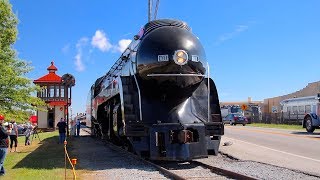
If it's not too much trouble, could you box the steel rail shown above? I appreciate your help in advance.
[192,161,257,180]
[102,139,186,179]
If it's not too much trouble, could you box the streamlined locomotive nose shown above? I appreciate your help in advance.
[136,26,207,92]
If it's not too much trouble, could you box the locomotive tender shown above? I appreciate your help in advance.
[86,19,224,161]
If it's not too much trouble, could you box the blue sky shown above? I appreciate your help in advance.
[10,0,320,115]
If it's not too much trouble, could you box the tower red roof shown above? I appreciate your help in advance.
[47,61,58,72]
[34,61,61,83]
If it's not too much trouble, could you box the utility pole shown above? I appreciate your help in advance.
[154,0,160,20]
[148,0,152,22]
[70,107,73,121]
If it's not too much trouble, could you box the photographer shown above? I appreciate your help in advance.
[24,123,33,146]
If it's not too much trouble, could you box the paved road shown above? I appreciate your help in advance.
[219,125,320,176]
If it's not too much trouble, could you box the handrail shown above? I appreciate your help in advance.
[97,39,139,86]
[130,63,142,121]
[207,62,210,122]
[147,73,205,77]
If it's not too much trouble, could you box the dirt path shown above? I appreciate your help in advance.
[69,129,166,180]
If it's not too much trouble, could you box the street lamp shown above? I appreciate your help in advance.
[61,73,75,136]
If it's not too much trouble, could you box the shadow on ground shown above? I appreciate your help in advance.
[69,135,155,172]
[13,135,67,169]
[13,130,158,173]
[290,131,320,139]
[154,161,199,170]
[291,131,320,135]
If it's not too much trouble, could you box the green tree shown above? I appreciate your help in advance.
[0,0,46,123]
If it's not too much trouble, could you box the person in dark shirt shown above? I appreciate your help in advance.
[76,119,81,137]
[0,114,9,176]
[56,118,67,144]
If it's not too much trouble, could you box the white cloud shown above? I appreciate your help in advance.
[122,32,132,37]
[76,37,89,48]
[74,37,88,72]
[236,25,248,32]
[115,39,132,53]
[74,53,85,72]
[62,44,70,54]
[214,24,250,46]
[72,30,133,72]
[91,30,112,52]
[90,30,133,53]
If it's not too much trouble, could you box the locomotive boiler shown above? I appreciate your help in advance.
[86,19,224,161]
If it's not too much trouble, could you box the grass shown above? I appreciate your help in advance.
[247,123,304,130]
[2,131,82,180]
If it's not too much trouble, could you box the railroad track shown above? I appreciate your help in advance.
[155,160,256,180]
[80,127,256,179]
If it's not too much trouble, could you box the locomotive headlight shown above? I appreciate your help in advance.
[173,50,188,65]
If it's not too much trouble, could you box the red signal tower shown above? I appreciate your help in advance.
[33,61,75,130]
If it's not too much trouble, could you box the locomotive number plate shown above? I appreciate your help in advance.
[158,55,169,62]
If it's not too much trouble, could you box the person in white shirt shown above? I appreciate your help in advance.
[9,120,18,152]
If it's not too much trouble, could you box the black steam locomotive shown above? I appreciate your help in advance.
[86,19,224,161]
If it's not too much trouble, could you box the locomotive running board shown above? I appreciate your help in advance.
[125,123,149,136]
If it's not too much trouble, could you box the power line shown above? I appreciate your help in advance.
[154,0,160,20]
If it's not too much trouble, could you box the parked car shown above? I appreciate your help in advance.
[17,124,27,135]
[2,122,27,135]
[223,113,248,126]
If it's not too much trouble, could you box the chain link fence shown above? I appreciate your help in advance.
[252,113,303,125]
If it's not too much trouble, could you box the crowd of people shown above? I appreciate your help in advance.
[56,117,82,144]
[0,114,82,176]
[0,114,37,176]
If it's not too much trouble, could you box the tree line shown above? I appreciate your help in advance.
[0,0,46,123]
